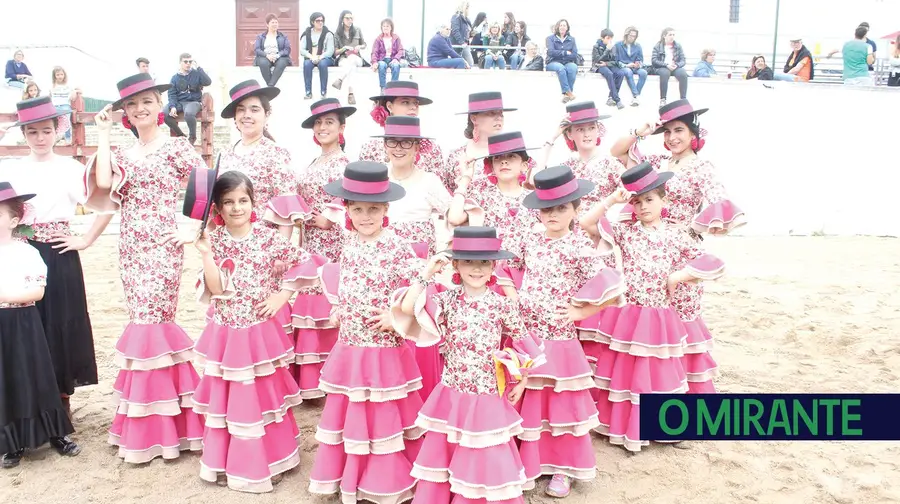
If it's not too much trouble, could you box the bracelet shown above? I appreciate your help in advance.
[413,270,430,285]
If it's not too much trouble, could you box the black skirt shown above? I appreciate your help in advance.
[0,307,75,454]
[28,240,99,395]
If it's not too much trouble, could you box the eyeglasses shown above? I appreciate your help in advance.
[315,18,324,23]
[182,60,193,64]
[385,139,416,148]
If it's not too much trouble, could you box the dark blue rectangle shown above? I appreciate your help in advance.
[640,394,899,441]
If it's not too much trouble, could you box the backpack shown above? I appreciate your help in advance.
[406,47,421,68]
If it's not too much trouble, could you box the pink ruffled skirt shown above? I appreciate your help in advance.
[108,322,205,464]
[192,317,301,492]
[581,304,689,452]
[517,338,598,483]
[291,291,338,399]
[309,342,425,503]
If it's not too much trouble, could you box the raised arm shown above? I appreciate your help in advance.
[92,105,115,190]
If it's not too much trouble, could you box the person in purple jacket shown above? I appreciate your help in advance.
[613,26,647,107]
[428,25,470,69]
[371,18,405,94]
[254,13,293,87]
[545,19,579,104]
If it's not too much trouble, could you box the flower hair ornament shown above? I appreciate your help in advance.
[370,104,389,127]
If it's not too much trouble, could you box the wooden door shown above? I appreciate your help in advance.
[235,0,301,66]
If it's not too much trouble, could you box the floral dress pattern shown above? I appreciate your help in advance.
[563,154,624,269]
[218,137,296,219]
[468,178,539,244]
[359,137,445,182]
[297,153,349,263]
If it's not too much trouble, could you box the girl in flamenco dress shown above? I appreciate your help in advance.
[579,161,726,453]
[359,81,444,180]
[393,225,548,504]
[274,98,353,400]
[86,74,205,463]
[307,161,425,504]
[608,99,745,393]
[498,165,626,498]
[0,183,80,468]
[191,171,313,492]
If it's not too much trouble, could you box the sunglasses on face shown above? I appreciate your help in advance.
[182,60,193,64]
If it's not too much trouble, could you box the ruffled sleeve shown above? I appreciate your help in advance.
[494,302,548,395]
[195,258,237,304]
[594,216,619,254]
[678,231,725,281]
[494,229,529,288]
[570,267,626,309]
[690,160,746,235]
[82,151,128,214]
[264,194,314,226]
[282,254,329,291]
[391,284,448,347]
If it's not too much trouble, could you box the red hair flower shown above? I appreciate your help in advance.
[370,105,389,127]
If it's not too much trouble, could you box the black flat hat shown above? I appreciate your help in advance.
[522,165,596,210]
[652,99,709,135]
[370,116,432,140]
[478,131,540,160]
[324,161,406,203]
[621,161,674,196]
[369,81,433,105]
[456,91,517,115]
[565,101,611,125]
[441,226,516,261]
[221,80,281,119]
[0,181,36,203]
[112,73,172,110]
[14,96,71,126]
[301,97,357,129]
[182,153,221,233]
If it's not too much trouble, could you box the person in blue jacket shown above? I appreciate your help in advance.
[5,49,31,89]
[428,25,470,69]
[254,13,293,87]
[450,1,474,67]
[613,26,647,106]
[546,19,579,103]
[166,52,212,144]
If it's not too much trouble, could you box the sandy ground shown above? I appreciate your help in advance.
[2,234,900,504]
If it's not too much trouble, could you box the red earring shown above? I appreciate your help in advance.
[486,274,497,286]
[631,212,637,221]
[313,135,321,146]
[517,173,527,185]
[344,214,354,231]
[661,208,670,219]
[214,214,225,226]
[382,216,390,228]
[487,175,499,185]
[564,137,576,151]
[690,138,698,151]
[692,138,705,152]
[121,115,132,129]
[339,133,346,146]
[250,211,258,223]
[157,112,165,126]
[451,272,462,285]
[415,152,421,164]
[596,137,602,146]
[663,142,671,151]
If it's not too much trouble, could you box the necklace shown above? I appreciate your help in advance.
[673,153,696,165]
[241,135,263,148]
[137,134,163,147]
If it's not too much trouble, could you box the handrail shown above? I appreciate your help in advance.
[0,93,216,167]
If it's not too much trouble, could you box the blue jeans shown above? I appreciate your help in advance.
[484,54,506,69]
[378,58,401,88]
[773,72,796,82]
[429,58,467,69]
[510,53,524,69]
[618,67,648,97]
[595,66,623,103]
[303,57,334,95]
[546,61,578,93]
[6,78,24,89]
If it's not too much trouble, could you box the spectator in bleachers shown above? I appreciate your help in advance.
[371,18,405,94]
[592,28,625,109]
[254,13,293,87]
[522,41,544,71]
[774,37,813,82]
[22,79,40,100]
[428,24,469,69]
[130,58,179,139]
[888,34,900,87]
[333,10,367,105]
[692,48,718,77]
[484,22,507,69]
[828,25,875,86]
[166,52,212,143]
[546,19,579,103]
[745,55,774,80]
[300,12,336,100]
[5,49,31,89]
[135,57,157,82]
[471,12,489,66]
[502,12,516,40]
[50,66,78,143]
[859,22,877,71]
[507,21,530,69]
[450,1,475,67]
[651,27,688,106]
[614,26,647,106]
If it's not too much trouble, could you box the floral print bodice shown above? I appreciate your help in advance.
[468,178,539,244]
[337,230,420,347]
[430,289,528,395]
[505,230,609,340]
[609,220,702,308]
[358,137,445,182]
[209,225,310,329]
[218,137,296,217]
[297,152,349,262]
[642,155,729,227]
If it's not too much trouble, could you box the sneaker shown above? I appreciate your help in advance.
[304,92,313,100]
[631,97,640,107]
[2,450,24,469]
[659,98,667,107]
[546,474,572,498]
[605,97,616,107]
[347,92,356,105]
[332,78,343,90]
[321,92,327,99]
[50,436,81,457]
[616,101,625,110]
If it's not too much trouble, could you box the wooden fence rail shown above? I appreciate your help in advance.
[0,93,215,167]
